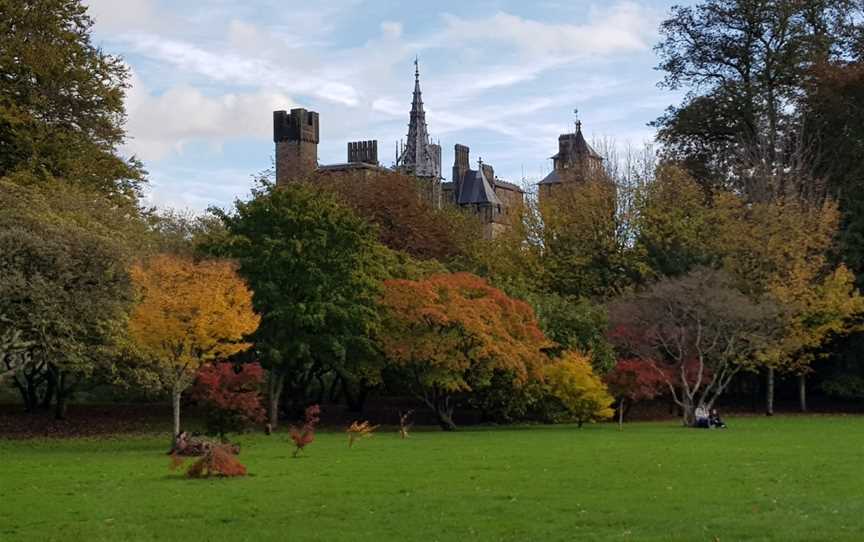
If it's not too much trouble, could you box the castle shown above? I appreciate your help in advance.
[273,60,600,237]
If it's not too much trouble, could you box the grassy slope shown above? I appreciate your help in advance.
[1,416,862,541]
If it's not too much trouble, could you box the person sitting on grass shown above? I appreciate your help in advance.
[694,405,710,428]
[709,408,727,429]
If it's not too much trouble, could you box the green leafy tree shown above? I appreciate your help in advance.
[0,179,137,418]
[530,292,615,373]
[208,181,384,428]
[0,0,144,202]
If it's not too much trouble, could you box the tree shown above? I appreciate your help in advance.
[0,0,144,203]
[609,268,779,426]
[129,254,259,444]
[190,362,266,441]
[541,180,639,299]
[378,272,552,430]
[208,181,383,428]
[542,351,615,427]
[604,359,668,428]
[317,170,480,262]
[530,292,616,373]
[0,179,138,417]
[634,165,714,279]
[653,0,861,194]
[710,194,864,413]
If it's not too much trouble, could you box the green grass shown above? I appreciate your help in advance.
[2,416,863,541]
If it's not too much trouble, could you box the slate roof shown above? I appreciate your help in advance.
[317,162,391,173]
[457,167,501,206]
[550,127,602,161]
[538,169,562,185]
[493,179,524,193]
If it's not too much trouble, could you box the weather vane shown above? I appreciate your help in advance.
[574,108,581,133]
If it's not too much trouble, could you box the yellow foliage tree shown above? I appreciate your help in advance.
[710,195,864,411]
[543,351,614,427]
[129,254,260,443]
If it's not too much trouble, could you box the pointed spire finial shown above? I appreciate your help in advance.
[574,108,582,133]
[414,55,420,82]
[478,156,483,168]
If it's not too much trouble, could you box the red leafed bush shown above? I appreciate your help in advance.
[289,405,320,458]
[604,358,669,404]
[191,362,266,440]
[170,443,247,478]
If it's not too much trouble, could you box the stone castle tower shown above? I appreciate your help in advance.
[273,108,320,184]
[537,118,604,202]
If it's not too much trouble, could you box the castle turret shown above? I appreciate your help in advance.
[538,116,604,202]
[274,108,319,184]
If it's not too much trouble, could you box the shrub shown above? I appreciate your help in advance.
[543,351,615,427]
[346,420,378,448]
[170,443,246,478]
[191,362,266,441]
[289,405,320,457]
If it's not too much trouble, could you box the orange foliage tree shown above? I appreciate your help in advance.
[129,254,260,444]
[378,272,552,430]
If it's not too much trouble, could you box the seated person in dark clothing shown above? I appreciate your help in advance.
[709,408,726,428]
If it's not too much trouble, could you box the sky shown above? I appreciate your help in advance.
[83,0,688,211]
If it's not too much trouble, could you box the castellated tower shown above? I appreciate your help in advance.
[273,108,319,185]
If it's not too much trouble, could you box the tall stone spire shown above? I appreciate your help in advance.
[397,57,441,182]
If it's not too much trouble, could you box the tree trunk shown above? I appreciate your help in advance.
[798,374,807,413]
[618,398,625,430]
[41,369,57,410]
[172,389,182,446]
[433,395,456,431]
[52,370,70,420]
[267,371,285,430]
[765,367,775,416]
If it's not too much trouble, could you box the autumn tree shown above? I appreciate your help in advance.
[378,272,552,430]
[191,362,266,441]
[317,170,480,262]
[710,195,864,412]
[542,351,614,427]
[604,359,668,428]
[609,268,779,426]
[129,255,259,444]
[0,0,144,203]
[208,181,383,428]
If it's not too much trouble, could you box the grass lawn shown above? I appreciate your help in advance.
[1,415,863,541]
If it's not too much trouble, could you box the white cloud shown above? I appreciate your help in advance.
[84,0,159,32]
[123,71,293,161]
[440,3,657,58]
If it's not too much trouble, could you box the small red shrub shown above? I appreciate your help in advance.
[289,405,320,457]
[191,362,266,440]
